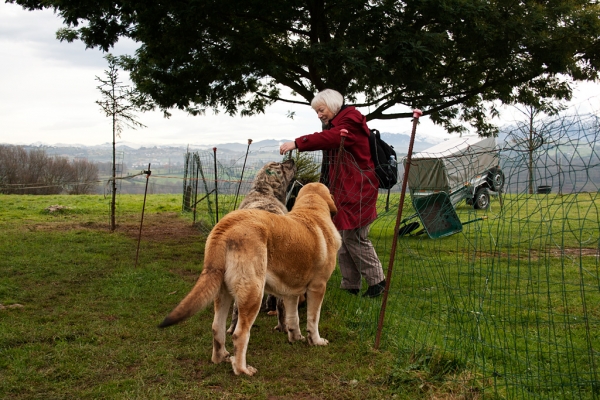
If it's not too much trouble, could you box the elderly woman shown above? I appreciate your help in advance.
[279,89,386,298]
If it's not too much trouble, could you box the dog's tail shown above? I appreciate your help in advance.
[159,242,226,328]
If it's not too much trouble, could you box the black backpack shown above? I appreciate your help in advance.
[368,129,398,189]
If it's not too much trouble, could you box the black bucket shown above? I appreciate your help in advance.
[537,185,552,194]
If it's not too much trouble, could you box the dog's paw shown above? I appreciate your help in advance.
[287,331,306,343]
[308,337,329,346]
[273,323,288,333]
[231,357,258,376]
[245,365,258,376]
[212,350,230,364]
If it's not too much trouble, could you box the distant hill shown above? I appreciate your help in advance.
[379,132,444,155]
[189,134,444,154]
[5,124,598,195]
[10,133,444,168]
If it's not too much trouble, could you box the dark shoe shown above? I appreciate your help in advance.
[342,288,360,295]
[363,280,386,298]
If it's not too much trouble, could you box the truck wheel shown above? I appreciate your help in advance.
[487,168,505,192]
[473,187,490,209]
[398,221,420,236]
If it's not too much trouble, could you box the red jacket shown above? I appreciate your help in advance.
[295,106,379,230]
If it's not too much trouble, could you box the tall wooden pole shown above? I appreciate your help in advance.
[374,109,422,349]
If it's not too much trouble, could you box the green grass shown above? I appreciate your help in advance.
[0,194,399,399]
[366,191,600,399]
[1,191,599,399]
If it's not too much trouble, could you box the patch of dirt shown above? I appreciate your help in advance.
[117,212,204,242]
[548,248,599,257]
[0,304,24,310]
[24,212,204,242]
[44,205,73,213]
[170,268,201,282]
[474,247,599,260]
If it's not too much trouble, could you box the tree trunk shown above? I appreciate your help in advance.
[528,120,534,195]
[111,114,117,232]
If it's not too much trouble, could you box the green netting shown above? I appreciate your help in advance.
[337,111,600,399]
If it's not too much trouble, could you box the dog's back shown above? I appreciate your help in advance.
[215,207,338,292]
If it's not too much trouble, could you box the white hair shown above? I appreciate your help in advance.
[311,89,344,115]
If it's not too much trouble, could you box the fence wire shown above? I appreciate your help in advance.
[180,143,317,230]
[369,111,598,399]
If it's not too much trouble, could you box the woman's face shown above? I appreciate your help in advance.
[314,103,335,125]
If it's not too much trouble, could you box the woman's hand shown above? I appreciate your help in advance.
[279,141,296,155]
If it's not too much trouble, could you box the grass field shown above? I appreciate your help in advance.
[1,191,599,399]
[366,191,600,399]
[0,194,399,399]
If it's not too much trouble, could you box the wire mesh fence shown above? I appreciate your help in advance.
[184,109,599,398]
[346,111,598,399]
[181,143,290,232]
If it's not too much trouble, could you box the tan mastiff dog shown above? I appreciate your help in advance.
[228,159,297,333]
[159,183,342,376]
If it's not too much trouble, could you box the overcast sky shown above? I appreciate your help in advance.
[1,2,599,147]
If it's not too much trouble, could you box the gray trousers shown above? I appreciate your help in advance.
[338,225,385,289]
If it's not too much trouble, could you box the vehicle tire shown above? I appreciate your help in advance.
[473,187,490,210]
[398,221,420,236]
[487,168,505,192]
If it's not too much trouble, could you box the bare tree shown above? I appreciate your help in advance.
[512,102,566,194]
[0,145,19,191]
[0,146,55,194]
[96,54,147,231]
[43,157,72,194]
[25,149,47,192]
[0,145,98,194]
[67,159,99,194]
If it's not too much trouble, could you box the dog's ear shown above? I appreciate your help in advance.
[281,158,297,181]
[328,194,338,217]
[319,187,337,218]
[282,159,297,180]
[327,195,337,218]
